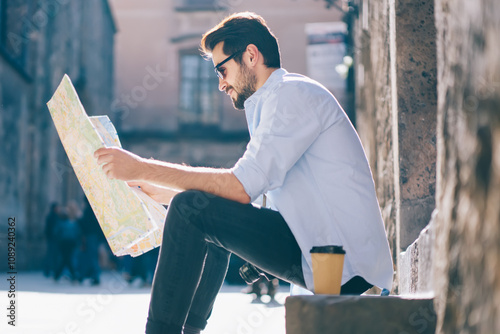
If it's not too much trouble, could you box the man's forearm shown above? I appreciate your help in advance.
[140,159,250,204]
[94,147,250,204]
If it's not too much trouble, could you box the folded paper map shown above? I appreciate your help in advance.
[47,74,166,257]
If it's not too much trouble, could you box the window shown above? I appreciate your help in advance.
[179,53,222,126]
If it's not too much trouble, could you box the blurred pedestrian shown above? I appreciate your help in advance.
[243,275,279,303]
[120,247,159,287]
[43,202,61,278]
[78,197,104,285]
[54,203,81,282]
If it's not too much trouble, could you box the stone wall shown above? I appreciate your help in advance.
[392,0,437,252]
[354,0,398,282]
[433,0,500,332]
[354,0,500,330]
[354,0,437,293]
[0,0,115,270]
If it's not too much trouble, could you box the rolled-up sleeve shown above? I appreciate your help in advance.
[232,85,323,202]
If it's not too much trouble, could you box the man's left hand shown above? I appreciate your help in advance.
[94,147,145,181]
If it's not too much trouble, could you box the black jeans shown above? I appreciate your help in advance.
[146,190,305,333]
[145,190,372,334]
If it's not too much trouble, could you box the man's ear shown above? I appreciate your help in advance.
[245,44,260,67]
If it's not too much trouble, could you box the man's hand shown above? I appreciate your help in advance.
[94,147,145,181]
[127,181,179,205]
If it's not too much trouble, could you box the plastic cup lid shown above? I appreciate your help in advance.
[310,245,346,254]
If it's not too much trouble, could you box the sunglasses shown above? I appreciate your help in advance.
[214,49,246,79]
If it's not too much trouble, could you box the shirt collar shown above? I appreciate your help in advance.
[244,68,288,109]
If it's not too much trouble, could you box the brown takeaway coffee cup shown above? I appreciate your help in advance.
[310,245,346,295]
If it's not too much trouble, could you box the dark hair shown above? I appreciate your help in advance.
[201,12,281,68]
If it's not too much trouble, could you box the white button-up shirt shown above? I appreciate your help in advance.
[232,68,393,291]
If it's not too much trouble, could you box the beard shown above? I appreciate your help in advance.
[228,63,257,110]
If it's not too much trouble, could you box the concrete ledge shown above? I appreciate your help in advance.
[285,295,436,334]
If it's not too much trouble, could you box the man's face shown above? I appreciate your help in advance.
[212,43,257,110]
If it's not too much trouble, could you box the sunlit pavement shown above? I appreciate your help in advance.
[0,271,288,334]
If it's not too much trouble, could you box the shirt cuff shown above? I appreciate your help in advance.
[231,158,268,203]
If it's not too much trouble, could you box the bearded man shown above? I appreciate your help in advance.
[95,12,393,334]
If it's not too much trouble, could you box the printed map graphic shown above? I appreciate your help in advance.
[47,74,166,257]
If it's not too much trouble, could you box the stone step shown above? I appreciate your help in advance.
[285,295,436,334]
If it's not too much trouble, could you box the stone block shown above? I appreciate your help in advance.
[285,295,436,334]
[399,216,435,294]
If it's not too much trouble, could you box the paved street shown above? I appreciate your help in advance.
[0,271,289,334]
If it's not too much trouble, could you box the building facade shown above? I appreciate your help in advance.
[0,0,116,269]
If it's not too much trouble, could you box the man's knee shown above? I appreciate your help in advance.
[170,190,212,209]
[169,190,214,224]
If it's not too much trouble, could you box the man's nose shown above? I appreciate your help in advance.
[218,77,227,92]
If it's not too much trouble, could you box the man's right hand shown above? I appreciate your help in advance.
[127,181,180,205]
